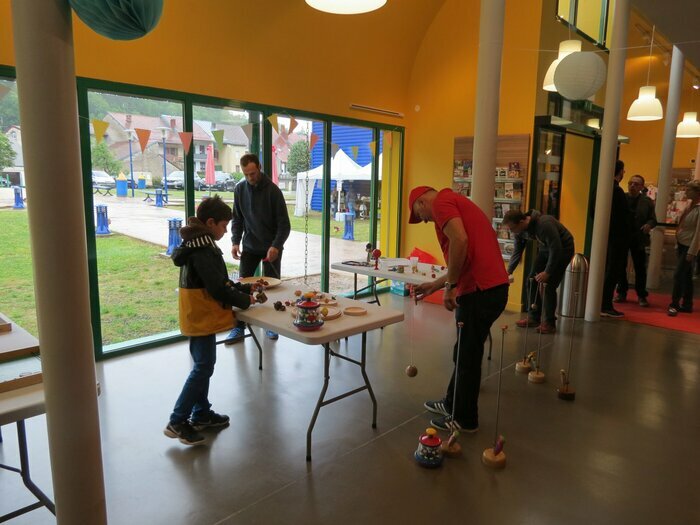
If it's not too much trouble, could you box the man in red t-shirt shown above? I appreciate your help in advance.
[410,186,509,433]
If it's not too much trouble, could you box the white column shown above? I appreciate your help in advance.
[648,45,684,289]
[470,0,506,217]
[11,1,108,523]
[584,0,631,321]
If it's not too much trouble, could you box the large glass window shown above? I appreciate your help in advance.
[0,76,37,336]
[86,90,186,350]
[557,0,614,47]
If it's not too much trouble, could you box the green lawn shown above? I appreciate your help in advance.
[0,209,237,345]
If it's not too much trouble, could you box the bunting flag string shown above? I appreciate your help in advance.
[368,140,376,158]
[91,119,109,144]
[0,84,11,101]
[309,132,319,151]
[241,123,254,143]
[212,129,225,150]
[267,114,279,134]
[331,143,340,159]
[134,128,152,153]
[178,132,193,155]
[351,145,359,160]
[288,117,298,134]
[383,131,393,147]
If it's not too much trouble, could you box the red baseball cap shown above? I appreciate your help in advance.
[408,186,435,224]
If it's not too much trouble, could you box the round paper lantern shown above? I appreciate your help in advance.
[553,52,607,101]
[70,0,163,41]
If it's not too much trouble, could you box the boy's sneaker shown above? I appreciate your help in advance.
[424,398,451,416]
[266,330,279,340]
[430,415,478,434]
[164,421,205,446]
[600,308,624,318]
[667,307,679,317]
[189,411,230,431]
[224,326,245,345]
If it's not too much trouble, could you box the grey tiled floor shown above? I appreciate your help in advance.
[2,294,699,524]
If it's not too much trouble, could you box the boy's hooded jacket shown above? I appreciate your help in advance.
[172,217,252,336]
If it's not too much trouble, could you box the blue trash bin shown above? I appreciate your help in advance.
[155,188,164,208]
[166,218,182,256]
[13,186,24,209]
[116,177,128,197]
[137,177,146,189]
[95,204,110,235]
[343,212,355,241]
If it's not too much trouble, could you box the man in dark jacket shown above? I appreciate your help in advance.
[601,160,632,317]
[615,174,656,307]
[504,209,575,334]
[226,153,291,342]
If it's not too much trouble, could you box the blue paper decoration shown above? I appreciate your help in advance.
[69,0,163,41]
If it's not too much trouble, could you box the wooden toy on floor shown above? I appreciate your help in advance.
[414,427,443,468]
[528,282,547,384]
[482,326,508,469]
[558,290,581,401]
[516,278,535,374]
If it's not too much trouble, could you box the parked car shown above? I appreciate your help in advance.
[91,170,116,189]
[223,175,243,192]
[164,171,205,190]
[203,171,231,191]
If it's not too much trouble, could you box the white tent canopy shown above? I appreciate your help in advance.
[294,149,382,216]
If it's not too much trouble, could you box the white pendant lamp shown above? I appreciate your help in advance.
[543,40,582,92]
[586,118,601,129]
[676,112,700,138]
[305,0,387,15]
[628,86,664,121]
[627,25,663,121]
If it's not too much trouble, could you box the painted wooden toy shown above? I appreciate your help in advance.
[482,435,506,469]
[293,300,324,331]
[414,427,443,468]
[440,430,462,457]
[372,249,382,270]
[405,364,418,377]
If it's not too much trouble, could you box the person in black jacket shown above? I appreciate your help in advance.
[601,160,632,317]
[615,174,656,307]
[165,195,257,446]
[504,209,575,334]
[226,153,291,342]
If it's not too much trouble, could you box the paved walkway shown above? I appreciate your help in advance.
[92,195,365,279]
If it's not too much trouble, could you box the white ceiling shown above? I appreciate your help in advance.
[632,0,700,70]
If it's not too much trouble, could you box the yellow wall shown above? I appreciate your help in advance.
[0,0,444,126]
[403,0,544,261]
[560,132,594,251]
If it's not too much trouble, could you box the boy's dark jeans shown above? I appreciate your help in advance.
[170,334,216,425]
[445,284,508,428]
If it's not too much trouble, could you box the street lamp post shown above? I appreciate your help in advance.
[127,129,135,197]
[156,126,169,200]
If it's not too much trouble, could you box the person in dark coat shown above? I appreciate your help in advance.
[601,160,632,317]
[615,174,656,307]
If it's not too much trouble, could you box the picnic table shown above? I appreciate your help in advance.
[92,184,113,196]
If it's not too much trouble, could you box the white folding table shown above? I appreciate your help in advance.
[227,285,404,461]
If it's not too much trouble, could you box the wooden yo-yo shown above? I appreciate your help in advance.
[482,435,506,469]
[440,431,462,457]
[557,369,576,401]
[405,364,418,377]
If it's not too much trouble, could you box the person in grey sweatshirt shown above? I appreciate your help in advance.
[504,209,575,334]
[668,180,700,316]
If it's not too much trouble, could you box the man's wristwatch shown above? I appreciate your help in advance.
[444,282,458,291]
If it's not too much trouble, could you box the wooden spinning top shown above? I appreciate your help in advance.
[515,351,535,374]
[482,436,506,469]
[528,369,545,383]
[440,431,462,457]
[557,369,576,401]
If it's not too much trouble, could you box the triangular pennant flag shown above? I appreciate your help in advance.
[289,117,298,134]
[331,143,340,158]
[309,133,319,151]
[280,127,289,142]
[351,146,359,160]
[178,132,193,155]
[0,84,10,101]
[274,135,287,150]
[241,123,254,143]
[383,131,393,147]
[92,120,109,144]
[267,114,279,134]
[134,128,151,153]
[368,141,376,157]
[212,129,225,150]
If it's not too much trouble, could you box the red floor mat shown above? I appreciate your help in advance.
[613,291,700,335]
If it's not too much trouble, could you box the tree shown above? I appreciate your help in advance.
[287,140,310,176]
[91,141,123,176]
[0,133,15,171]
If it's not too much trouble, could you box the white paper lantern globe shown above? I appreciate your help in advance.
[553,52,607,101]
